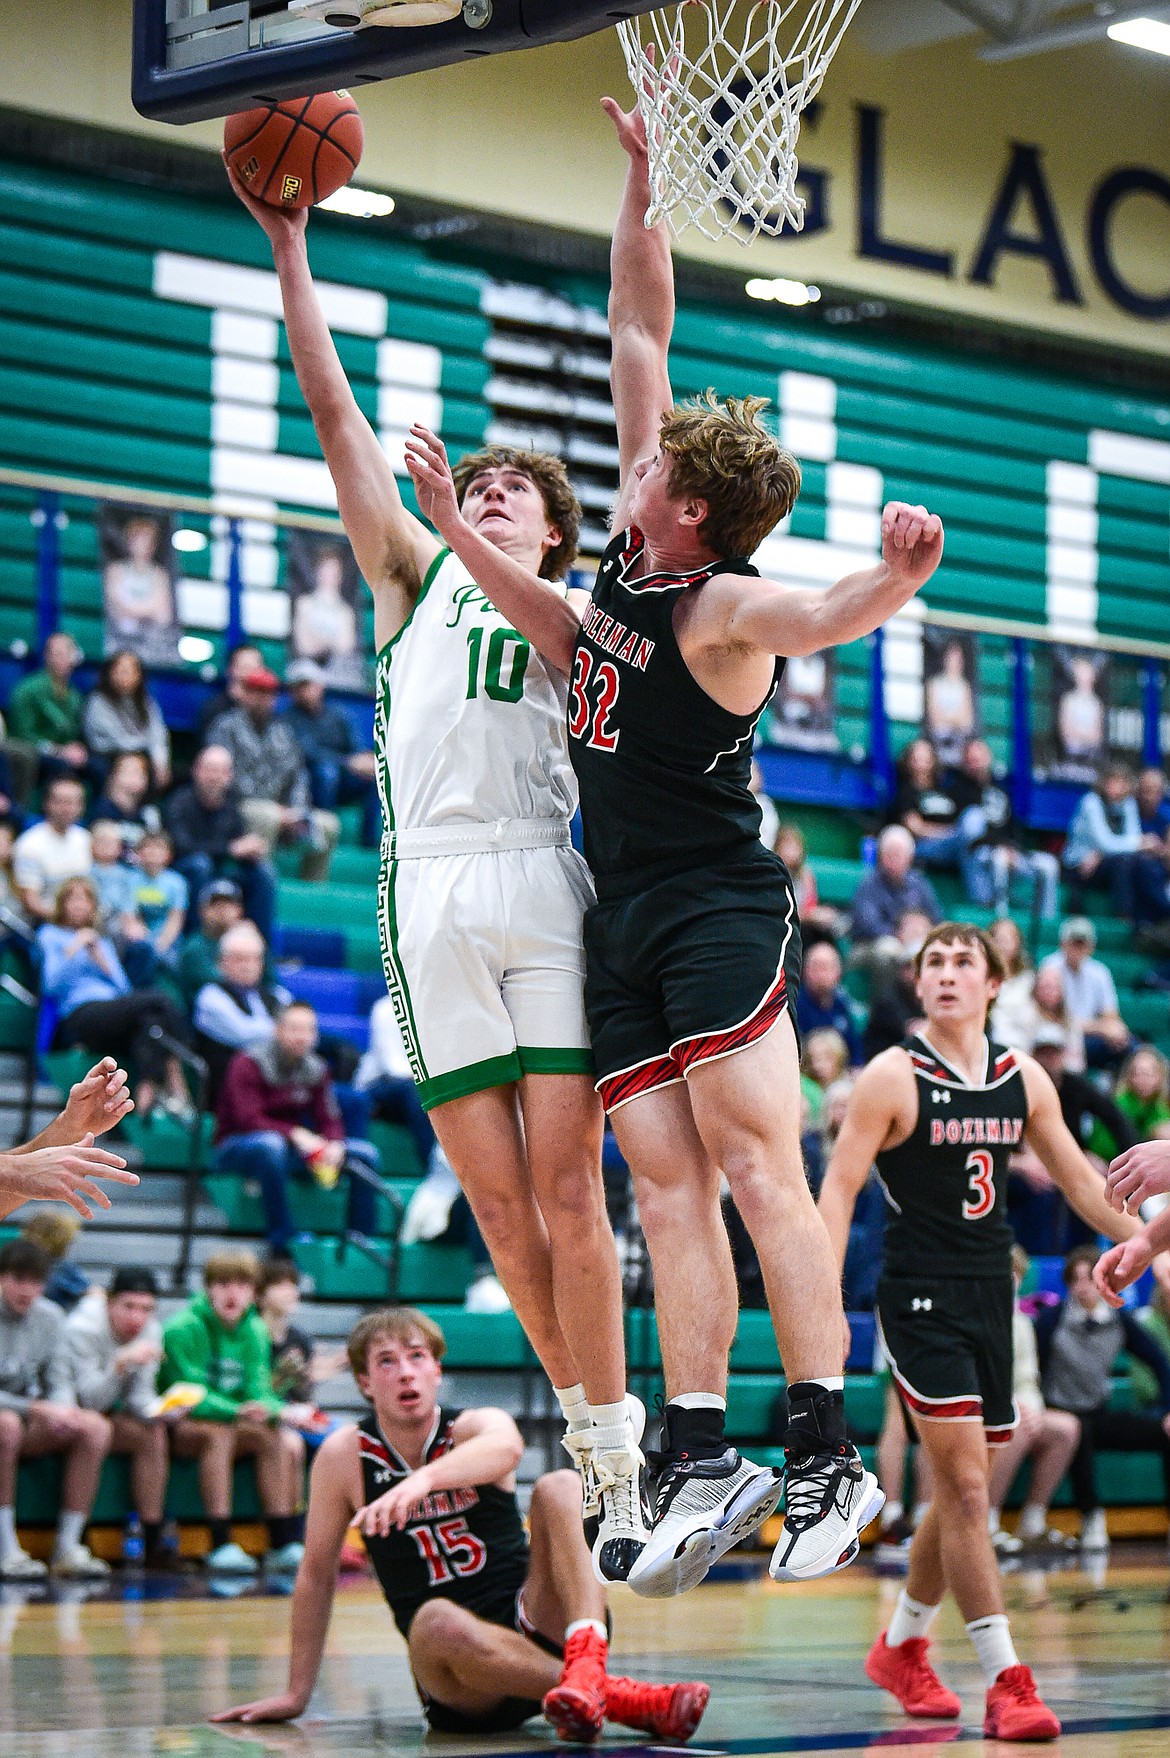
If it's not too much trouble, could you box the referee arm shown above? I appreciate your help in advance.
[818,1051,911,1272]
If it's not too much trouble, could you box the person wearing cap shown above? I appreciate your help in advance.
[1022,1025,1139,1255]
[196,643,265,742]
[164,744,278,940]
[1039,918,1134,1072]
[61,1266,174,1569]
[206,671,339,883]
[176,876,245,1004]
[280,659,380,849]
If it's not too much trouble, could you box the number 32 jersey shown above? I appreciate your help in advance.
[874,1035,1028,1280]
[358,1409,530,1639]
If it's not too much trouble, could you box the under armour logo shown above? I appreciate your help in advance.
[932,1089,950,1104]
[911,1297,934,1312]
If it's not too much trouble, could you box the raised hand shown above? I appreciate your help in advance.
[223,154,308,250]
[600,95,649,160]
[1092,1235,1153,1306]
[880,502,944,593]
[61,1057,134,1140]
[1,1137,137,1220]
[403,424,464,543]
[1104,1141,1170,1213]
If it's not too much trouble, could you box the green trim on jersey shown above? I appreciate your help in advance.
[417,1052,524,1112]
[374,545,450,664]
[516,1047,595,1076]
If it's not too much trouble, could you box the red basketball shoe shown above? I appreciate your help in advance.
[542,1627,608,1743]
[605,1675,711,1740]
[865,1633,962,1718]
[983,1665,1061,1741]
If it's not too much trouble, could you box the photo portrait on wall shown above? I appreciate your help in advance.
[286,530,368,690]
[99,504,183,668]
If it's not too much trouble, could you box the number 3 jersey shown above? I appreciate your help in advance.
[874,1034,1028,1280]
[569,528,783,895]
[358,1408,530,1639]
[374,548,577,836]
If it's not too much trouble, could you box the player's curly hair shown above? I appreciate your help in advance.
[452,445,582,580]
[659,391,801,559]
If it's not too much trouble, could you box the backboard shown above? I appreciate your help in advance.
[133,0,664,124]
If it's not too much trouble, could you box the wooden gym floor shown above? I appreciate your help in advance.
[2,1548,1168,1757]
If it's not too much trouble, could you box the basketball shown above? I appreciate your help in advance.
[223,91,363,209]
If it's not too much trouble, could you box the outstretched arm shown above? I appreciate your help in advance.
[354,1407,524,1536]
[404,425,581,674]
[1020,1056,1143,1243]
[601,98,674,528]
[225,164,437,642]
[712,503,944,659]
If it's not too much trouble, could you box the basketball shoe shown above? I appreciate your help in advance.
[864,1633,961,1718]
[542,1627,608,1743]
[982,1665,1061,1740]
[769,1382,884,1581]
[627,1406,784,1598]
[562,1394,651,1584]
[605,1676,711,1740]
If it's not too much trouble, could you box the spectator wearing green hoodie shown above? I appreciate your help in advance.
[160,1247,305,1574]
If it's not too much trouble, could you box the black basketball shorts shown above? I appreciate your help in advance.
[877,1273,1018,1444]
[583,846,802,1113]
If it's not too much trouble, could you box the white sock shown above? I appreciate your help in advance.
[881,1500,905,1531]
[555,1383,590,1432]
[1017,1502,1047,1540]
[887,1590,940,1648]
[588,1399,632,1453]
[670,1392,727,1410]
[804,1375,845,1394]
[0,1506,17,1556]
[56,1509,85,1552]
[912,1500,931,1529]
[966,1613,1020,1685]
[565,1618,607,1643]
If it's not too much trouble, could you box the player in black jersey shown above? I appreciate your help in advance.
[212,1306,707,1744]
[819,923,1142,1742]
[403,98,945,1598]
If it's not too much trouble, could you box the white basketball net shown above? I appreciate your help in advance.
[616,0,860,243]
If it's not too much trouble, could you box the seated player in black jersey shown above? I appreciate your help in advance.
[402,96,944,1599]
[818,922,1144,1743]
[211,1306,707,1743]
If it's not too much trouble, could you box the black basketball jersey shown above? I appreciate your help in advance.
[875,1034,1028,1280]
[569,527,784,897]
[357,1407,529,1639]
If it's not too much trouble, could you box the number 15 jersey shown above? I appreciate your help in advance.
[874,1035,1028,1280]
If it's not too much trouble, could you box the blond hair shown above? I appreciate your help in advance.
[659,392,801,559]
[20,1210,81,1260]
[452,445,581,579]
[203,1247,260,1289]
[347,1306,447,1378]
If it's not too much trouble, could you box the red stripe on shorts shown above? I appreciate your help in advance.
[674,968,788,1075]
[598,1054,678,1112]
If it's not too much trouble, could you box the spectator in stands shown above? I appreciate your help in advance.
[802,1027,850,1097]
[13,776,92,925]
[1063,763,1156,920]
[81,651,171,791]
[1030,1025,1138,1171]
[861,909,932,1060]
[20,1210,89,1312]
[0,815,29,970]
[1041,916,1134,1071]
[193,922,290,1103]
[61,1266,172,1569]
[164,745,277,942]
[0,1238,111,1580]
[796,940,862,1065]
[206,666,339,882]
[282,659,380,849]
[160,1248,305,1574]
[988,916,1037,1050]
[6,632,90,791]
[39,875,195,1124]
[1031,963,1086,1069]
[850,826,940,972]
[1038,1243,1170,1553]
[952,736,1060,919]
[121,830,188,975]
[1136,767,1170,843]
[890,737,981,893]
[773,822,841,947]
[88,819,138,934]
[177,878,243,1000]
[354,993,438,1175]
[987,1245,1081,1556]
[88,750,161,852]
[211,1001,380,1251]
[257,1258,343,1446]
[1087,1045,1170,1163]
[197,642,265,741]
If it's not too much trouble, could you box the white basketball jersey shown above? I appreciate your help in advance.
[374,548,577,836]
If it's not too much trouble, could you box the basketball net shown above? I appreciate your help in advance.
[616,0,860,243]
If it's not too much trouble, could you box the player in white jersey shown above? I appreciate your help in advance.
[228,167,647,1580]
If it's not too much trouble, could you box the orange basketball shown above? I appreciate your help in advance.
[223,91,363,209]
